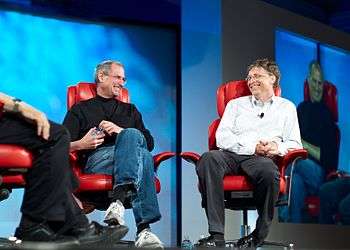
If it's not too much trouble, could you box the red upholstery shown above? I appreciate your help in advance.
[67,82,130,109]
[217,80,281,118]
[0,145,32,168]
[0,145,33,188]
[303,80,339,218]
[181,80,307,213]
[68,82,174,207]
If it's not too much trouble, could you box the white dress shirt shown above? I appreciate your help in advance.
[216,95,302,156]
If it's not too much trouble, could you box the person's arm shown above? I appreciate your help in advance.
[216,100,256,155]
[70,128,105,152]
[0,92,50,140]
[301,138,320,161]
[63,107,104,152]
[273,102,302,156]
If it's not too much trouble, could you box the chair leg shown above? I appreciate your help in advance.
[0,188,10,202]
[241,210,251,237]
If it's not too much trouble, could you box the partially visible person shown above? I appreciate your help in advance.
[319,175,350,225]
[195,58,302,248]
[279,60,338,223]
[63,60,163,248]
[0,92,128,243]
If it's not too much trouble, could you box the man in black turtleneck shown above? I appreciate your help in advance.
[63,60,163,248]
[279,60,338,223]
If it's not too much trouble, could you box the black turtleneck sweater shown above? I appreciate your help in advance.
[297,100,338,174]
[63,95,154,158]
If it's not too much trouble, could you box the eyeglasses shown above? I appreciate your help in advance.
[104,73,127,83]
[245,74,269,82]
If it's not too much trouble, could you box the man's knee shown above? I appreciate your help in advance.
[196,151,221,174]
[119,128,143,139]
[50,122,70,143]
[257,159,279,183]
[339,197,350,221]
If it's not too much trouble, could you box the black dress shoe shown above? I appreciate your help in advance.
[195,235,225,248]
[71,221,129,245]
[14,223,77,244]
[235,233,264,248]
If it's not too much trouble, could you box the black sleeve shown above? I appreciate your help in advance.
[319,110,339,173]
[131,104,154,151]
[62,106,82,142]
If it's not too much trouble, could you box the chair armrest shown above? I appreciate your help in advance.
[179,152,200,166]
[69,152,78,162]
[326,170,340,180]
[326,170,350,181]
[276,149,308,177]
[69,151,82,175]
[153,152,175,172]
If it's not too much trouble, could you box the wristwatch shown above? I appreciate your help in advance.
[12,98,22,113]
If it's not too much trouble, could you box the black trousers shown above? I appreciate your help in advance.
[196,150,280,241]
[0,113,87,230]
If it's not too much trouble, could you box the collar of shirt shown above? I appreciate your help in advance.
[251,95,275,109]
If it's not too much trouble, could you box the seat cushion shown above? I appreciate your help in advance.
[76,173,161,193]
[223,175,286,194]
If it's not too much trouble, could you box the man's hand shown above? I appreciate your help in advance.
[99,120,123,135]
[78,127,105,149]
[19,103,50,140]
[255,142,266,156]
[255,140,279,158]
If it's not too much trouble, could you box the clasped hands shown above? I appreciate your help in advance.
[255,140,279,158]
[80,120,123,149]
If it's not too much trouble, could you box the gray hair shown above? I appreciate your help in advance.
[308,60,322,76]
[94,60,124,83]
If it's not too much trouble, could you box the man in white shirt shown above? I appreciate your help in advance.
[196,58,302,248]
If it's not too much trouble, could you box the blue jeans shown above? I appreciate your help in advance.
[279,158,325,223]
[84,128,161,226]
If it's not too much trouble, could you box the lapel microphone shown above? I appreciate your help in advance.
[259,112,264,119]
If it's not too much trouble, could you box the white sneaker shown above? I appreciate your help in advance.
[103,200,125,225]
[135,228,164,248]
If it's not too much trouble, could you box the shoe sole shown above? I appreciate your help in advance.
[80,225,129,246]
[136,242,164,249]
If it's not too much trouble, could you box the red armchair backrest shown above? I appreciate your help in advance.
[209,80,281,150]
[216,80,281,117]
[0,101,3,119]
[304,80,338,122]
[67,82,130,109]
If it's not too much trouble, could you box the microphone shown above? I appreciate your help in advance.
[259,112,264,119]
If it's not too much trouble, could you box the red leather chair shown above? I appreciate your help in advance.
[180,80,307,246]
[67,82,175,212]
[303,80,340,218]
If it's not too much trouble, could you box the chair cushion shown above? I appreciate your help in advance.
[76,173,161,193]
[223,175,286,194]
[0,145,33,168]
